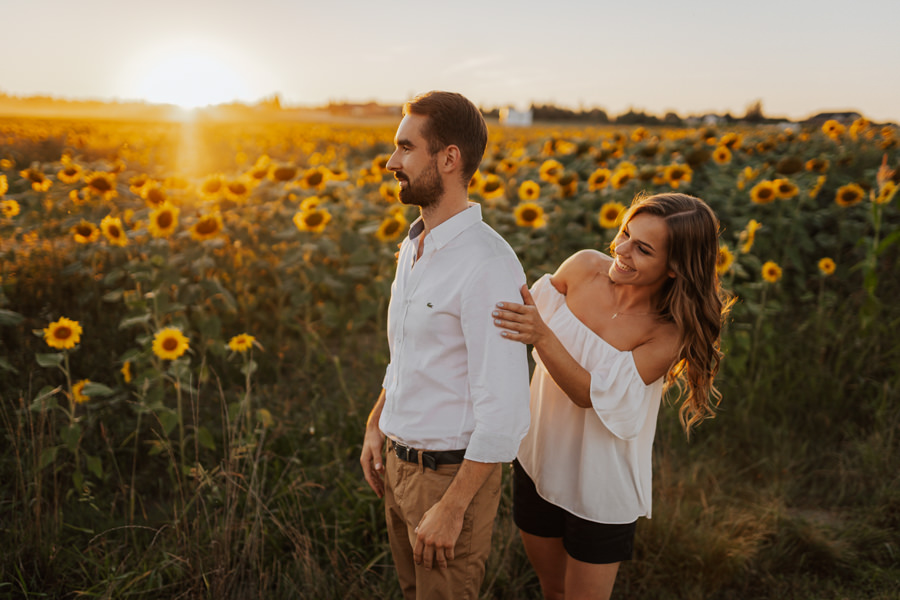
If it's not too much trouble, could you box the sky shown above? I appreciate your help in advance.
[2,0,899,122]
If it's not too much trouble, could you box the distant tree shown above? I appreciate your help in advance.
[744,99,765,123]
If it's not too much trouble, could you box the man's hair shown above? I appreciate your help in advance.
[403,91,488,184]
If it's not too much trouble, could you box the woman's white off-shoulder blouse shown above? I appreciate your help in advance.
[516,274,665,524]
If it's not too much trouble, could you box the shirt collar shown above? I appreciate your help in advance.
[407,202,482,251]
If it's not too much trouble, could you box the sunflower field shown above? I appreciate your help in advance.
[1,113,898,599]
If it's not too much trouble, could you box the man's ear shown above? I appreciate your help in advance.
[442,144,461,173]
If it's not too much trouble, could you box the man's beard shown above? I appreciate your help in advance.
[396,157,443,209]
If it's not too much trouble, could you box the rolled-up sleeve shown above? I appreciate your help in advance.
[589,352,654,441]
[460,255,531,463]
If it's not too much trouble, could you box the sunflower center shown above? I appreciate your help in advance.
[522,208,538,222]
[91,177,112,192]
[204,181,222,194]
[108,225,122,237]
[306,172,324,186]
[384,220,400,235]
[196,218,219,235]
[162,337,179,351]
[157,212,173,228]
[54,326,72,339]
[484,180,500,193]
[273,167,296,181]
[305,212,324,227]
[229,182,247,195]
[76,225,93,236]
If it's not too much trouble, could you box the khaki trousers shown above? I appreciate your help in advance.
[384,449,502,600]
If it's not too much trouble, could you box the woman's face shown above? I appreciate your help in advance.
[609,212,674,288]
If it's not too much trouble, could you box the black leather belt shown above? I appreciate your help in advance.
[389,438,466,470]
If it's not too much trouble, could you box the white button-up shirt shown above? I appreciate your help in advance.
[379,203,530,463]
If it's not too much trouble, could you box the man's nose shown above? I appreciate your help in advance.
[386,152,400,172]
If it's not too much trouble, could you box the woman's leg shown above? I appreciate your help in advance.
[519,530,567,600]
[565,557,620,600]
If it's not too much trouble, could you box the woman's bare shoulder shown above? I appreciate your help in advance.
[552,250,613,292]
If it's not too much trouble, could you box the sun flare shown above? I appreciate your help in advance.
[128,40,252,109]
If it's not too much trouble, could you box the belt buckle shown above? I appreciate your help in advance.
[392,439,415,463]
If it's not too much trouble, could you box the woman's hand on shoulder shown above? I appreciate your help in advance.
[492,285,550,346]
[631,323,681,385]
[551,249,612,295]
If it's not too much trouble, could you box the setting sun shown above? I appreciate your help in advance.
[126,40,252,109]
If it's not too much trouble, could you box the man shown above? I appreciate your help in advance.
[360,91,530,600]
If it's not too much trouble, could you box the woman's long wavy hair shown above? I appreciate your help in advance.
[615,192,735,435]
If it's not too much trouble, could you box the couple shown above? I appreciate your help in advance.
[360,91,731,600]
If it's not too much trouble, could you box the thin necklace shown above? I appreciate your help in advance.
[611,310,655,319]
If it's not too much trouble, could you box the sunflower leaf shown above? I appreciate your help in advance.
[36,353,64,368]
[83,382,114,397]
[196,426,216,450]
[85,454,103,478]
[39,446,59,470]
[119,313,152,330]
[0,309,24,326]
[0,357,18,373]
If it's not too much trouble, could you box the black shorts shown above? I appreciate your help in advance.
[513,459,637,565]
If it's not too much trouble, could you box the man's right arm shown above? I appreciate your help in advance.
[360,388,387,498]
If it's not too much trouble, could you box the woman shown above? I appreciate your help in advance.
[491,193,732,600]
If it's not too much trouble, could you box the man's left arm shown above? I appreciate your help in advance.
[412,459,495,570]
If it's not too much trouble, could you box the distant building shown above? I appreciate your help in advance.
[499,107,533,126]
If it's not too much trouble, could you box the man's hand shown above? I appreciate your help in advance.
[413,501,465,570]
[361,390,387,497]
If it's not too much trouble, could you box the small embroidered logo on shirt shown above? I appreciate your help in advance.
[426,302,434,308]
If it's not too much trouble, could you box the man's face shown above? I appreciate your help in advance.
[386,114,444,209]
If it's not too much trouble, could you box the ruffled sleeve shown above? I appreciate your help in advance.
[589,352,660,441]
[529,274,565,322]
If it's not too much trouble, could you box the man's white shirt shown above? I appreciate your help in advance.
[379,203,530,463]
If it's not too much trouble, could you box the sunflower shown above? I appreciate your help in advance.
[750,180,776,205]
[610,169,634,190]
[712,146,732,165]
[300,166,329,191]
[587,168,612,191]
[805,158,830,173]
[44,316,83,350]
[299,196,323,211]
[664,163,693,189]
[497,158,519,176]
[480,174,505,201]
[100,215,128,246]
[514,202,546,228]
[557,171,578,198]
[598,202,626,229]
[716,245,734,275]
[190,212,224,241]
[379,182,399,203]
[57,163,82,184]
[1,199,20,218]
[761,261,782,283]
[834,183,864,207]
[817,257,836,276]
[20,168,52,192]
[0,159,13,171]
[0,174,7,195]
[739,219,762,254]
[372,154,391,173]
[270,164,298,183]
[809,175,827,199]
[141,183,167,207]
[120,361,132,384]
[224,178,252,203]
[874,181,897,205]
[293,208,332,233]
[199,174,226,200]
[773,178,799,200]
[72,220,100,244]
[849,117,871,141]
[822,119,845,140]
[518,180,541,201]
[84,171,117,200]
[72,379,91,404]
[468,170,485,194]
[538,159,563,184]
[228,333,257,353]
[719,133,743,150]
[375,214,407,242]
[128,174,151,195]
[148,202,180,238]
[152,327,190,361]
